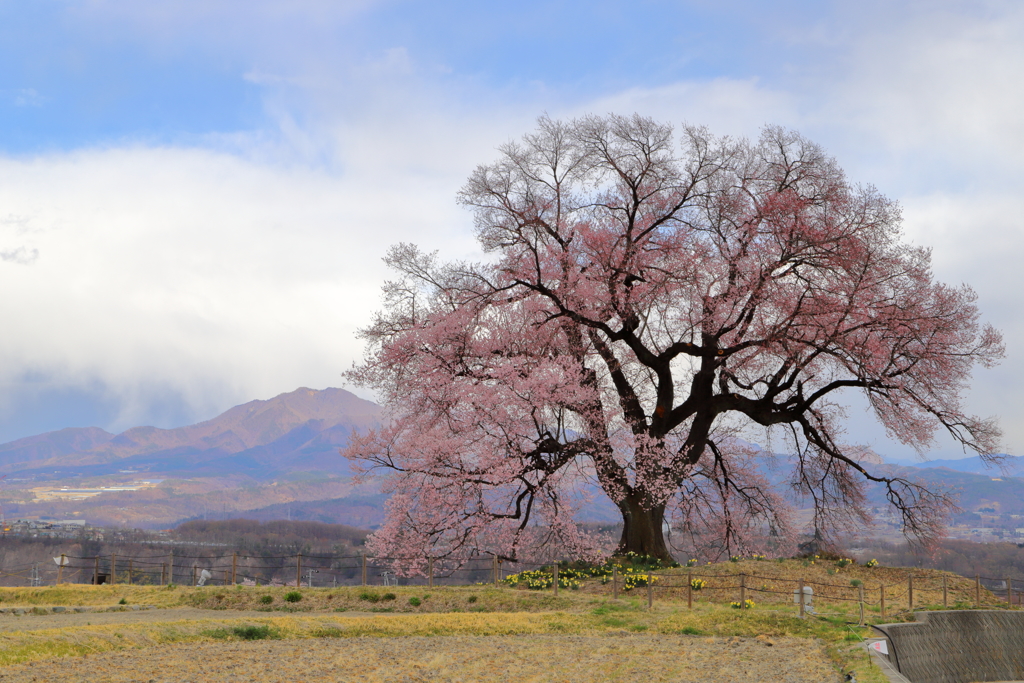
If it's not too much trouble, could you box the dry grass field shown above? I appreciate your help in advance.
[0,559,999,682]
[0,633,840,682]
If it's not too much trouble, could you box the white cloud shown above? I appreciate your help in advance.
[579,78,799,139]
[0,143,475,430]
[0,246,39,264]
[792,1,1024,191]
[0,89,46,108]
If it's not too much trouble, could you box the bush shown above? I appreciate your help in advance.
[690,578,707,591]
[259,595,274,604]
[283,591,302,603]
[118,598,128,605]
[232,625,277,640]
[467,595,478,603]
[382,592,396,601]
[409,597,422,606]
[359,591,381,603]
[850,579,863,588]
[730,599,755,609]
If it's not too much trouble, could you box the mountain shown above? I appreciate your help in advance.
[0,387,382,480]
[862,463,1024,516]
[0,426,115,466]
[913,454,1023,476]
[4,394,1020,532]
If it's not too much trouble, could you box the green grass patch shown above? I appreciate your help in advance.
[232,625,279,640]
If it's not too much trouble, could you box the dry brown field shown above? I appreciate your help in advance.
[0,632,839,682]
[0,558,996,682]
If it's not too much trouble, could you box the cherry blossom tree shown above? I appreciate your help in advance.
[345,115,1003,564]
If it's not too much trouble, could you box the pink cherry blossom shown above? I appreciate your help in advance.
[345,115,1003,565]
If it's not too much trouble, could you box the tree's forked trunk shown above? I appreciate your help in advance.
[616,497,673,563]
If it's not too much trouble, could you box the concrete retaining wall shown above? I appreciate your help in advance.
[878,610,1024,683]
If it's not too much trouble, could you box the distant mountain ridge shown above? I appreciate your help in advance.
[0,426,115,464]
[0,387,381,480]
[913,454,1023,476]
[4,394,1021,530]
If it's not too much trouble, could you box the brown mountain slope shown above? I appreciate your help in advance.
[102,387,380,457]
[0,426,115,468]
[0,387,381,473]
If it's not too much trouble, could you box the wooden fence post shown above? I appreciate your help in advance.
[647,576,653,609]
[57,554,65,585]
[880,583,886,618]
[859,585,865,626]
[168,552,173,585]
[553,564,559,596]
[942,575,948,608]
[976,575,981,606]
[192,564,197,587]
[687,569,692,609]
[128,559,133,585]
[798,578,805,618]
[93,556,99,585]
[111,553,117,585]
[493,556,498,587]
[1006,577,1012,608]
[739,573,746,605]
[612,566,618,599]
[161,563,166,585]
[908,575,914,609]
[428,558,434,588]
[231,552,237,585]
[361,554,367,586]
[296,554,303,588]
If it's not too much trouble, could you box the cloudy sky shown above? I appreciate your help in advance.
[0,0,1020,461]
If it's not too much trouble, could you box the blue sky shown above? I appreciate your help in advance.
[0,0,1022,461]
[0,2,802,150]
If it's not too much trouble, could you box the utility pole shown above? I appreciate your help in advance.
[306,569,319,588]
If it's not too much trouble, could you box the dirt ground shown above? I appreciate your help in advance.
[0,633,839,682]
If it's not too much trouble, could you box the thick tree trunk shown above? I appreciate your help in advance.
[616,496,673,563]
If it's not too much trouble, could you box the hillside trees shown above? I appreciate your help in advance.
[345,115,1003,564]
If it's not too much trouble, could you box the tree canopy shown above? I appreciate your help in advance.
[346,115,1003,564]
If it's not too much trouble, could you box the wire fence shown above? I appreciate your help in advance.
[3,552,1023,621]
[628,568,1024,619]
[1,552,550,590]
